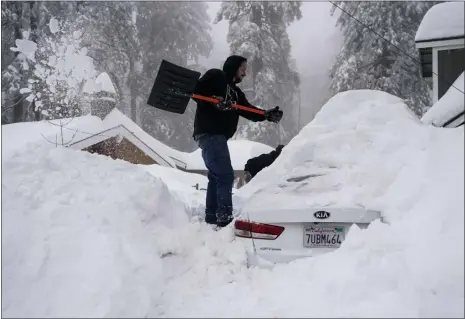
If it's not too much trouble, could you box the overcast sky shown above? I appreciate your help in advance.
[202,2,343,125]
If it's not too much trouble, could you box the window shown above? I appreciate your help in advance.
[438,48,465,99]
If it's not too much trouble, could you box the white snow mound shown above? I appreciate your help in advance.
[2,89,463,318]
[2,146,191,317]
[167,90,464,317]
[236,90,423,211]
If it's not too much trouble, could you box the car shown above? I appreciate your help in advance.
[234,205,381,267]
[231,90,400,268]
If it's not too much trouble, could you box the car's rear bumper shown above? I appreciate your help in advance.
[236,237,337,268]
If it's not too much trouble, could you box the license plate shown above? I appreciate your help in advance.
[303,226,345,248]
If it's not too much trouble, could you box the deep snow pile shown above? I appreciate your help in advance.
[141,164,208,212]
[163,90,464,317]
[2,115,102,158]
[234,90,453,215]
[2,89,464,317]
[1,145,211,317]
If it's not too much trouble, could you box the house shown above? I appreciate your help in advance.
[178,139,275,188]
[71,71,190,167]
[68,107,187,167]
[415,2,465,103]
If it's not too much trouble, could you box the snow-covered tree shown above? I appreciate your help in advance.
[215,1,302,146]
[1,1,213,151]
[79,1,213,150]
[329,1,436,116]
[136,2,213,151]
[11,17,97,119]
[2,1,94,122]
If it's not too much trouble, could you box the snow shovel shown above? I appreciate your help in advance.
[147,59,265,115]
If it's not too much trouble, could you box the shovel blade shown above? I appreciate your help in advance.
[147,60,201,114]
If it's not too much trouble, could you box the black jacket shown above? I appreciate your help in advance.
[244,145,284,177]
[193,55,266,139]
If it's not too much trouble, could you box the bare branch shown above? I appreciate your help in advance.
[41,132,60,147]
[63,128,79,146]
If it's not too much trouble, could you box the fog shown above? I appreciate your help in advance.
[202,2,343,129]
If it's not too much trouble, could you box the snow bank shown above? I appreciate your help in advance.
[3,89,463,317]
[141,164,208,210]
[161,89,464,317]
[415,2,465,42]
[422,72,464,127]
[2,115,102,159]
[2,146,192,317]
[186,139,274,170]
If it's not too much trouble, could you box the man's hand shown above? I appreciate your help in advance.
[212,95,233,111]
[265,106,283,123]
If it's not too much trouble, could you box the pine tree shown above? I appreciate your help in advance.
[80,1,213,150]
[215,1,302,145]
[135,2,213,151]
[2,1,85,123]
[329,1,436,116]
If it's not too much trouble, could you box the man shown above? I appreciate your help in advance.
[243,144,285,184]
[193,55,283,228]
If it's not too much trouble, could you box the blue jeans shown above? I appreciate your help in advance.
[197,135,235,226]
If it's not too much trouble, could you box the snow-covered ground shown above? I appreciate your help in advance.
[141,164,208,213]
[2,90,463,317]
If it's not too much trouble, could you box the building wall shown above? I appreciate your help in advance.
[83,136,157,165]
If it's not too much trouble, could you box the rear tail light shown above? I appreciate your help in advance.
[234,219,284,240]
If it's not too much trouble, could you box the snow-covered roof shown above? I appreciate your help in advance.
[67,124,174,167]
[185,139,274,170]
[415,2,465,43]
[2,115,103,159]
[100,108,183,167]
[421,72,464,127]
[2,107,187,169]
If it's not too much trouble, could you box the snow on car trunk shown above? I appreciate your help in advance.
[235,90,433,216]
[1,145,194,318]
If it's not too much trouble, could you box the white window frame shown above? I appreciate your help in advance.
[431,43,465,103]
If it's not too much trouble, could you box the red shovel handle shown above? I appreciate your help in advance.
[191,94,265,115]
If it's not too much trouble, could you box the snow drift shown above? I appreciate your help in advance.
[2,89,463,317]
[168,89,463,317]
[1,145,193,317]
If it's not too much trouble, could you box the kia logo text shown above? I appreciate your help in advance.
[314,211,330,219]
